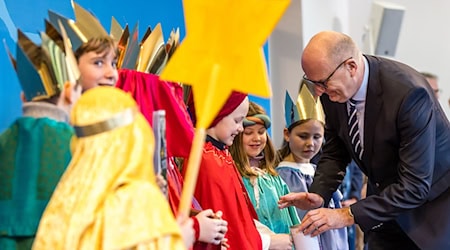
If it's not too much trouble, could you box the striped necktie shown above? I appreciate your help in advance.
[348,99,363,160]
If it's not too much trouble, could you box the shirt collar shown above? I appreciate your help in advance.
[206,135,227,150]
[278,161,316,176]
[22,102,69,123]
[352,56,369,102]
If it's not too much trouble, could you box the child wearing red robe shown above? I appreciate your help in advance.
[116,69,228,249]
[184,92,262,250]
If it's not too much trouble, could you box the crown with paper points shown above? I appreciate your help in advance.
[284,81,325,128]
[110,16,124,43]
[48,1,109,52]
[6,27,76,101]
[47,10,82,51]
[48,1,181,74]
[44,20,65,52]
[5,2,99,101]
[113,18,181,74]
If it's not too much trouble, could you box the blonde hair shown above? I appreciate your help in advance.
[230,102,277,178]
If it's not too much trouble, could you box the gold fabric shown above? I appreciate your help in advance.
[33,87,185,250]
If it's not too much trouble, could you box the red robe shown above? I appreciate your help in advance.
[167,157,202,213]
[116,70,214,249]
[184,141,262,250]
[116,69,193,158]
[167,157,218,250]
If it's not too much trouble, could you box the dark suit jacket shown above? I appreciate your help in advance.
[310,55,450,249]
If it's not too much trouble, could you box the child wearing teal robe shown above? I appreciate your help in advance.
[230,101,300,238]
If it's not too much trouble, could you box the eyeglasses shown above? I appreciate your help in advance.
[303,57,353,89]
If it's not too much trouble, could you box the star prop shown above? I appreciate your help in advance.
[161,0,290,129]
[160,0,290,217]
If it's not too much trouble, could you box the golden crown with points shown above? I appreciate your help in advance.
[7,1,118,101]
[7,26,77,101]
[284,81,325,127]
[47,1,109,51]
[49,1,180,74]
[6,1,110,101]
[8,1,181,101]
[117,21,180,74]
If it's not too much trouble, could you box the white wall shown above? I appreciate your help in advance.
[268,0,303,147]
[351,0,450,119]
[269,0,350,146]
[381,0,450,119]
[269,0,450,145]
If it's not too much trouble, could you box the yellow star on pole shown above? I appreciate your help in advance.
[161,0,290,129]
[159,0,290,217]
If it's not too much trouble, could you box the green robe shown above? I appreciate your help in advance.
[242,172,300,234]
[0,103,73,250]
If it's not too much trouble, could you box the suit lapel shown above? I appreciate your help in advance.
[363,56,383,167]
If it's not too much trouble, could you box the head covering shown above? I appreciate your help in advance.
[7,29,75,101]
[284,81,325,127]
[243,114,271,129]
[188,90,248,128]
[5,1,111,102]
[33,87,183,249]
[48,2,109,51]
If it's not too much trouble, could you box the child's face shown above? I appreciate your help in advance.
[284,119,324,163]
[77,49,118,92]
[209,97,249,146]
[242,123,267,158]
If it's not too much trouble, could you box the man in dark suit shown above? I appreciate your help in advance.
[279,31,450,250]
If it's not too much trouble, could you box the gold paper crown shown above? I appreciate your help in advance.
[284,81,325,127]
[6,26,77,101]
[116,19,180,74]
[46,0,181,75]
[48,1,109,51]
[5,2,100,101]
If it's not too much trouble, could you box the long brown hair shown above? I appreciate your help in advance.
[230,102,277,178]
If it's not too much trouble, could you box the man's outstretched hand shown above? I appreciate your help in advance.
[279,192,356,237]
[278,192,324,210]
